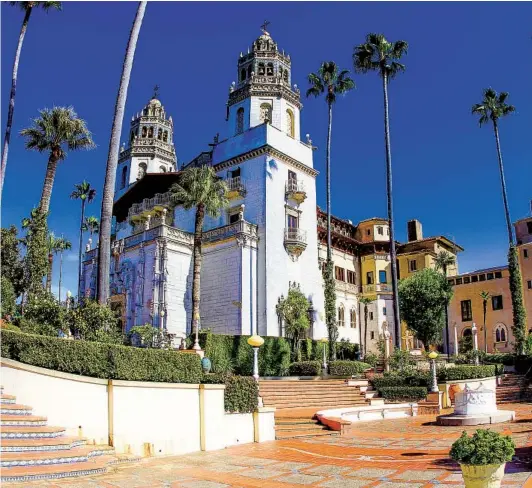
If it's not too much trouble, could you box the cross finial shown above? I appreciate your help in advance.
[260,20,270,33]
[152,84,160,99]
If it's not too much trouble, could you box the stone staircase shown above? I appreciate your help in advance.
[259,379,372,439]
[0,386,135,483]
[496,374,528,404]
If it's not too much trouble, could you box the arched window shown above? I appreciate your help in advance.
[236,107,244,135]
[120,166,127,189]
[141,126,147,138]
[283,69,289,82]
[286,109,294,137]
[350,308,357,328]
[163,131,168,142]
[240,68,246,81]
[463,328,472,337]
[157,128,162,140]
[130,131,135,143]
[338,305,345,328]
[495,324,507,343]
[260,103,272,124]
[258,62,265,75]
[279,66,284,78]
[148,126,154,138]
[247,65,252,78]
[137,163,147,180]
[159,165,166,173]
[266,62,274,76]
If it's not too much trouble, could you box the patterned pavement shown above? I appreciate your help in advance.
[6,403,532,488]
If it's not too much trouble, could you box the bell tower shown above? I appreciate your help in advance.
[115,87,177,200]
[226,24,302,140]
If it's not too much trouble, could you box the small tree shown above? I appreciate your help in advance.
[128,323,171,349]
[479,290,491,353]
[0,226,25,298]
[398,268,453,349]
[276,285,310,357]
[323,260,339,359]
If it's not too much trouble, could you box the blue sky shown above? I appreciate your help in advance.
[2,1,531,298]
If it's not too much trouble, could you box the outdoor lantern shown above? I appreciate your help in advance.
[247,335,264,348]
[429,351,439,392]
[320,337,328,371]
[247,335,264,381]
[428,351,438,360]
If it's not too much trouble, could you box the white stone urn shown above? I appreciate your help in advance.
[460,463,505,488]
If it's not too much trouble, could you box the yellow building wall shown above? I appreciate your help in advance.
[518,242,532,330]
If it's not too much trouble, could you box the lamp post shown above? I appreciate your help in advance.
[320,337,328,373]
[66,290,72,310]
[428,351,439,393]
[472,322,479,366]
[247,334,264,381]
[192,312,201,351]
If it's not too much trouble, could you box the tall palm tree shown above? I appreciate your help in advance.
[353,33,408,349]
[306,61,355,358]
[55,236,72,302]
[83,215,99,239]
[0,1,62,200]
[479,290,491,353]
[98,1,147,305]
[20,106,95,214]
[71,181,96,300]
[45,232,61,293]
[472,88,527,353]
[434,250,456,355]
[359,296,374,356]
[170,166,229,350]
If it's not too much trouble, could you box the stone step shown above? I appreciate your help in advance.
[1,437,87,453]
[275,418,317,425]
[1,394,16,404]
[1,425,65,439]
[275,422,324,432]
[1,445,114,468]
[264,401,368,409]
[1,415,48,426]
[275,429,338,440]
[1,403,33,415]
[261,392,365,400]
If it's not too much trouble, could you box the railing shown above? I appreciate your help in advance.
[226,176,245,193]
[285,179,305,194]
[83,248,98,262]
[128,191,177,220]
[360,283,392,293]
[203,220,258,244]
[335,280,359,294]
[284,228,307,244]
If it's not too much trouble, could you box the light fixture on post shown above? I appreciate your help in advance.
[320,337,328,373]
[66,290,72,310]
[192,311,201,351]
[247,334,264,381]
[428,351,439,393]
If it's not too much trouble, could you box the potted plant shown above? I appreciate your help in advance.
[450,429,515,488]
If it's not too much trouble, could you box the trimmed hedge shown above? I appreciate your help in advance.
[438,365,497,382]
[2,329,203,383]
[378,386,427,402]
[328,360,371,377]
[289,361,322,376]
[371,371,430,390]
[224,376,258,413]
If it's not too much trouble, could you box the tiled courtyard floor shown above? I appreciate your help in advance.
[7,403,532,488]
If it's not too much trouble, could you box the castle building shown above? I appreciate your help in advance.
[81,28,467,352]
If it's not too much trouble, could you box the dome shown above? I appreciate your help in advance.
[149,98,162,107]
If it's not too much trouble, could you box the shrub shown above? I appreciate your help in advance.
[483,353,514,366]
[23,292,66,335]
[329,360,371,376]
[18,317,61,337]
[127,323,172,349]
[389,348,416,371]
[378,386,427,402]
[336,339,360,360]
[364,352,379,369]
[223,376,258,413]
[450,429,515,465]
[371,370,430,390]
[66,300,123,344]
[289,360,322,376]
[1,276,16,318]
[514,356,532,374]
[438,365,497,382]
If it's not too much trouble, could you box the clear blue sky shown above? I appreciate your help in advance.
[2,1,531,298]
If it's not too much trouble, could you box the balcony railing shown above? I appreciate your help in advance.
[128,191,177,221]
[285,179,307,203]
[284,228,307,260]
[334,280,359,295]
[360,283,393,294]
[226,176,246,199]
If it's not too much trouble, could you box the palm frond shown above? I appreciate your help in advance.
[472,88,515,127]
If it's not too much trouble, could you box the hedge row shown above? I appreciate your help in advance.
[378,386,427,402]
[438,365,498,382]
[201,373,258,413]
[328,360,371,376]
[289,361,322,376]
[372,371,430,390]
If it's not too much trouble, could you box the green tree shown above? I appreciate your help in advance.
[398,268,453,349]
[306,62,354,360]
[45,232,62,293]
[472,88,527,353]
[98,1,147,305]
[1,275,16,318]
[128,323,171,349]
[55,236,72,303]
[479,290,491,353]
[0,1,62,200]
[70,181,96,300]
[20,106,95,214]
[23,208,48,298]
[0,226,25,298]
[353,33,408,348]
[276,285,311,357]
[22,290,65,335]
[170,166,229,350]
[66,299,122,343]
[434,250,456,354]
[82,215,99,238]
[359,296,374,356]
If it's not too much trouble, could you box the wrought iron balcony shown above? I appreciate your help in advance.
[335,280,359,295]
[226,176,246,199]
[284,228,307,261]
[285,179,306,203]
[360,283,393,294]
[128,191,178,222]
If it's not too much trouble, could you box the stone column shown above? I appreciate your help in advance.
[472,322,479,365]
[453,322,459,356]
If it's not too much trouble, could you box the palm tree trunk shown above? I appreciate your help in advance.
[326,102,333,262]
[492,120,514,245]
[483,303,487,353]
[444,264,451,357]
[191,203,205,350]
[38,155,58,214]
[77,200,86,302]
[382,71,401,348]
[97,1,147,304]
[364,307,368,356]
[46,253,53,293]
[0,6,33,201]
[59,250,63,303]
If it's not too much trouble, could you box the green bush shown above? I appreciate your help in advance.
[378,386,427,402]
[336,339,360,360]
[514,356,532,374]
[223,376,258,413]
[450,429,515,465]
[22,292,66,336]
[1,276,16,318]
[371,371,430,390]
[289,361,322,376]
[329,360,371,376]
[438,365,497,382]
[483,353,515,366]
[364,352,379,369]
[66,300,123,344]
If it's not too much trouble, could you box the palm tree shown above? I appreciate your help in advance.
[359,296,374,356]
[479,291,491,353]
[20,106,95,214]
[45,232,61,293]
[472,88,527,353]
[306,62,355,358]
[55,236,72,302]
[0,1,62,200]
[353,33,408,348]
[170,166,229,350]
[98,1,147,305]
[71,181,96,300]
[83,215,99,238]
[434,250,456,355]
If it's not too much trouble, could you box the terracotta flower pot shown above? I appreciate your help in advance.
[460,463,505,488]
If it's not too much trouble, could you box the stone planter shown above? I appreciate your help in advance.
[460,463,505,488]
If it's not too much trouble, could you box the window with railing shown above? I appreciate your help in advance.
[347,270,356,285]
[335,266,345,281]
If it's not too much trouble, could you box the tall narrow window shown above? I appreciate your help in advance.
[409,260,417,272]
[157,128,162,140]
[350,309,357,328]
[247,65,252,78]
[137,162,147,180]
[266,62,274,76]
[379,270,387,283]
[141,126,147,138]
[288,170,297,181]
[148,126,154,138]
[258,62,265,75]
[335,266,345,281]
[287,214,298,229]
[260,103,272,124]
[163,131,168,142]
[461,300,472,321]
[492,295,503,310]
[240,68,246,81]
[236,108,244,135]
[120,166,127,189]
[338,305,345,327]
[286,109,294,137]
[366,271,374,285]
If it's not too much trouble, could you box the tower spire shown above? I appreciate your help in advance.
[152,84,160,99]
[260,20,270,34]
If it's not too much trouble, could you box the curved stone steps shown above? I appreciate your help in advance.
[1,414,48,426]
[1,403,33,415]
[1,394,16,404]
[1,444,114,467]
[1,436,87,452]
[1,425,65,439]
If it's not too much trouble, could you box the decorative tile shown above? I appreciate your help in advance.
[304,464,352,475]
[393,470,446,481]
[320,479,372,488]
[279,473,324,485]
[268,461,312,471]
[348,468,397,479]
[238,468,284,479]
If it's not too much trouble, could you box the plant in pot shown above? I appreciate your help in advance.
[450,429,515,488]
